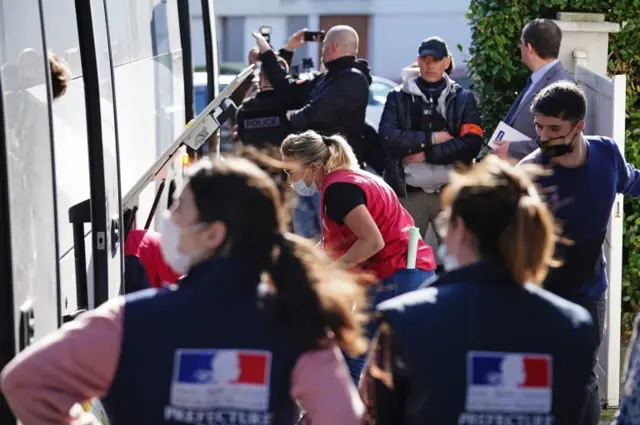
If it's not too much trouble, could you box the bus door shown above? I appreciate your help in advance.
[0,0,61,422]
[185,0,220,156]
[201,0,220,109]
[176,0,194,125]
[73,0,123,307]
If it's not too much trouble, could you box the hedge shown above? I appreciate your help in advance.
[466,0,640,322]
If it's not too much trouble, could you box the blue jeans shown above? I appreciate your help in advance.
[292,193,321,239]
[567,293,606,425]
[344,268,435,386]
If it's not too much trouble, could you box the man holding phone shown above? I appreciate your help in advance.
[253,26,373,242]
[252,26,372,167]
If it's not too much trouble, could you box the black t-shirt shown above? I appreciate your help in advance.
[124,255,151,294]
[323,182,368,225]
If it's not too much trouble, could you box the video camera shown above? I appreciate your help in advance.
[301,57,314,70]
[290,57,316,78]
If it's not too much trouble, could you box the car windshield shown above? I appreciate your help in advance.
[370,81,394,105]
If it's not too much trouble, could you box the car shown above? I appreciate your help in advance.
[194,72,238,151]
[193,72,399,143]
[367,75,398,129]
[194,72,237,114]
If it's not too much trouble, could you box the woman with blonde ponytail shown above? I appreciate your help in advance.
[281,129,436,385]
[360,155,596,424]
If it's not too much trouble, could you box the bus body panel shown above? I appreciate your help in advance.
[0,0,220,421]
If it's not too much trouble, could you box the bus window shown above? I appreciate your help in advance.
[0,0,61,422]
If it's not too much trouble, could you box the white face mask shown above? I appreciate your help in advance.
[438,243,459,272]
[160,212,206,275]
[291,169,318,197]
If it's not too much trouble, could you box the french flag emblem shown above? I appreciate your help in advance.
[465,351,552,413]
[171,349,271,410]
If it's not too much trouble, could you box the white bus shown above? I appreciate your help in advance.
[0,0,227,422]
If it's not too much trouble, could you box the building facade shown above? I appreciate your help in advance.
[191,0,472,81]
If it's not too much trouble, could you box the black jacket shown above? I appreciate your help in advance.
[235,90,293,148]
[365,261,594,425]
[260,50,372,165]
[379,71,483,197]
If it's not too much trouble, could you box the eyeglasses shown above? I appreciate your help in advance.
[283,166,308,178]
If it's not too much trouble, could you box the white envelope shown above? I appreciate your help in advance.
[488,121,532,149]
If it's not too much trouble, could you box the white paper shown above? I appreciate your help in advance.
[488,121,531,149]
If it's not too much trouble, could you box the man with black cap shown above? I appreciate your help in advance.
[379,36,483,259]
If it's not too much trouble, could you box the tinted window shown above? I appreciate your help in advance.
[0,0,60,344]
[194,86,207,114]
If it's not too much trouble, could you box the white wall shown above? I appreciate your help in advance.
[209,0,472,79]
[214,0,470,17]
[190,17,205,67]
[370,13,471,80]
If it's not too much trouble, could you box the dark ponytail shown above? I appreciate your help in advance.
[268,232,369,357]
[188,151,370,357]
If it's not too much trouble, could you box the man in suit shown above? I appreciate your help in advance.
[493,18,574,161]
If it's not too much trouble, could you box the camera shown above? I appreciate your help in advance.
[259,26,272,45]
[301,57,314,71]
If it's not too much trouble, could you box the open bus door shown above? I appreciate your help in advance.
[122,65,254,220]
[69,66,252,424]
[69,0,123,311]
[0,0,62,422]
[78,66,255,425]
[180,0,220,159]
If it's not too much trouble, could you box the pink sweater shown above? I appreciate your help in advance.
[1,297,364,425]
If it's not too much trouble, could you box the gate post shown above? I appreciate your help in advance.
[553,12,619,76]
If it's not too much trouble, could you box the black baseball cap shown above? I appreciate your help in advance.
[418,37,450,60]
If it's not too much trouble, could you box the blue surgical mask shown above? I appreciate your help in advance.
[437,244,459,271]
[291,169,318,197]
[292,179,318,197]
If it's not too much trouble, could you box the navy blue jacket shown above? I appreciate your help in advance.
[370,262,594,425]
[102,258,301,425]
[520,136,640,301]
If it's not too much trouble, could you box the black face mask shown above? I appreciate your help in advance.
[536,128,579,158]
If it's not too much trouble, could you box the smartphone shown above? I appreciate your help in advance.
[303,30,325,42]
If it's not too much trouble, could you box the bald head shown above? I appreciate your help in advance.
[322,25,359,62]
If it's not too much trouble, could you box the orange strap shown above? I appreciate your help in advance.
[460,123,484,137]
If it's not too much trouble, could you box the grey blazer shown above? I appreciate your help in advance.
[506,61,575,160]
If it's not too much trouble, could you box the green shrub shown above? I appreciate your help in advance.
[466,0,640,316]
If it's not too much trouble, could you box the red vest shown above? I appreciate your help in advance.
[320,170,435,279]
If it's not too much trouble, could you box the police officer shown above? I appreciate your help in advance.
[1,156,367,425]
[236,55,293,148]
[360,155,595,425]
